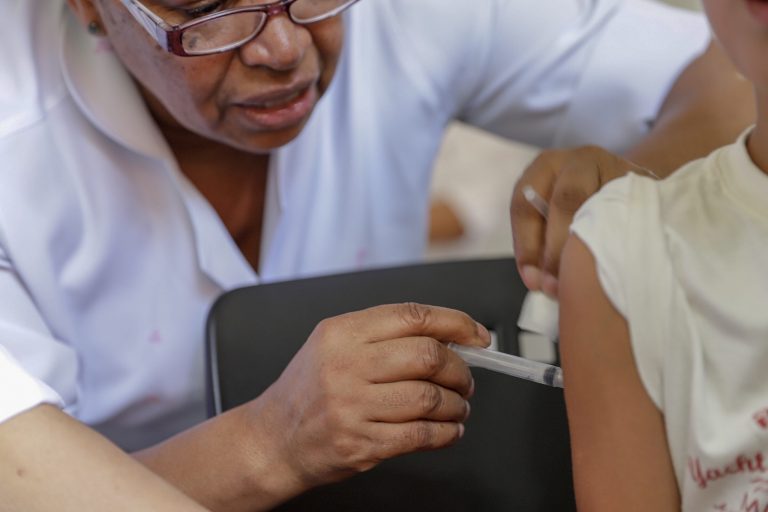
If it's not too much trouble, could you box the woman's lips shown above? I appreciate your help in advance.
[234,84,318,131]
[746,0,768,26]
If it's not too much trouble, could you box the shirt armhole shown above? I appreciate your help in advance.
[570,179,631,319]
[571,175,665,409]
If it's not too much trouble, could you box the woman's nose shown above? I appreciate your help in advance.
[238,15,309,71]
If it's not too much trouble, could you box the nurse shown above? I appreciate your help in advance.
[0,0,754,510]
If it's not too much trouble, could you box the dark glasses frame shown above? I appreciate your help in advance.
[120,0,358,57]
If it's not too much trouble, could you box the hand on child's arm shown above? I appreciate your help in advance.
[559,235,679,512]
[511,147,638,296]
[510,41,754,296]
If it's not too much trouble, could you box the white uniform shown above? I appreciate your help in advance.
[572,131,768,512]
[0,0,708,449]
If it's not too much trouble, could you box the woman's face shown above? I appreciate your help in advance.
[702,0,768,90]
[91,0,344,152]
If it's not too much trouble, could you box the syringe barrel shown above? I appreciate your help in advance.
[448,343,563,388]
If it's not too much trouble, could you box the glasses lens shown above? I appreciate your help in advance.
[290,0,358,23]
[182,12,266,55]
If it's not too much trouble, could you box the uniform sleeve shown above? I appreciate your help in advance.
[0,244,78,418]
[0,345,63,424]
[0,1,77,418]
[456,0,710,153]
[0,211,67,424]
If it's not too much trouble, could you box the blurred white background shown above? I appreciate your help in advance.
[663,0,699,8]
[426,0,702,260]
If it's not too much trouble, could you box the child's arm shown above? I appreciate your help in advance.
[559,234,679,511]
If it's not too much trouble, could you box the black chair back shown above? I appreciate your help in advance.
[207,258,575,511]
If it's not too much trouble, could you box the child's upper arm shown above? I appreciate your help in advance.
[559,233,679,512]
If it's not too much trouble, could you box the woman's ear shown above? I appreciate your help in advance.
[65,0,103,31]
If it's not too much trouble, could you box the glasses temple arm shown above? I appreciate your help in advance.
[119,0,173,52]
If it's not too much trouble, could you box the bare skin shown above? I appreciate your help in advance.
[429,199,466,242]
[157,120,270,267]
[0,405,210,512]
[72,0,344,269]
[559,237,680,512]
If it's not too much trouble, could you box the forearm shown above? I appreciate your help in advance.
[138,304,488,512]
[626,41,755,175]
[134,397,304,512]
[0,405,208,512]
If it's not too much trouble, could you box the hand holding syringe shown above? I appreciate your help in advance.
[448,343,563,388]
[447,185,563,388]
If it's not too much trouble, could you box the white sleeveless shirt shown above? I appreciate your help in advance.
[572,131,768,511]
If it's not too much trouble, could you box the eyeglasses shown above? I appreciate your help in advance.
[120,0,359,57]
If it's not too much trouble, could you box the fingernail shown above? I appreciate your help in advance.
[458,423,465,439]
[475,321,491,345]
[464,401,471,421]
[468,377,476,398]
[521,265,542,290]
[541,273,559,300]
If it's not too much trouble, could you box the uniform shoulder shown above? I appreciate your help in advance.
[1,0,68,138]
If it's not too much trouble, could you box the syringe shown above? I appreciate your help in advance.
[522,185,549,218]
[448,343,563,388]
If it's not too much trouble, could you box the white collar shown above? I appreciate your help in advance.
[722,128,768,220]
[59,7,174,164]
[59,8,261,289]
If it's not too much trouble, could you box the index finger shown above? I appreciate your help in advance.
[541,157,602,280]
[510,151,561,289]
[364,336,475,397]
[338,303,491,348]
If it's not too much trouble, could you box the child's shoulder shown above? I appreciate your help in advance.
[576,139,738,232]
[658,145,727,199]
[658,137,754,230]
[572,171,658,236]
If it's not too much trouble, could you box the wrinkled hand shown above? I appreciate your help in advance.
[510,145,649,298]
[256,303,491,491]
